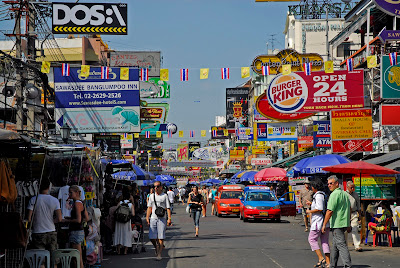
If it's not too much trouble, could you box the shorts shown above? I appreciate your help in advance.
[149,218,167,240]
[302,207,310,217]
[210,199,215,204]
[69,230,85,245]
[31,231,58,252]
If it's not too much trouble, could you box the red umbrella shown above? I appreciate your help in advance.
[254,167,287,182]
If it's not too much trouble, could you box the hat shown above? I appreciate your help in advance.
[304,178,311,184]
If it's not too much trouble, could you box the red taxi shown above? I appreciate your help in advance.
[214,185,244,217]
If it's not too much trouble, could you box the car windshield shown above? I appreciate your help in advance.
[246,192,276,201]
[220,191,242,199]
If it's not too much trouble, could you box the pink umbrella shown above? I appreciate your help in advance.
[254,167,287,182]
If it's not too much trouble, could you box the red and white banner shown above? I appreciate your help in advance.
[251,158,272,166]
[381,105,400,126]
[332,139,373,153]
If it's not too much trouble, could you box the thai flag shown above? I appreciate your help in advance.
[262,66,270,76]
[180,69,188,81]
[145,131,150,139]
[221,68,230,79]
[168,130,172,138]
[190,130,195,138]
[302,125,307,134]
[62,63,70,76]
[280,127,285,134]
[101,66,110,79]
[389,52,397,66]
[346,58,353,71]
[212,129,217,137]
[124,133,127,138]
[140,68,148,81]
[303,63,311,76]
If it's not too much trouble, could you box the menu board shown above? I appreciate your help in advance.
[353,176,396,200]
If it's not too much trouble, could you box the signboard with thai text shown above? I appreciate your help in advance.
[331,109,373,140]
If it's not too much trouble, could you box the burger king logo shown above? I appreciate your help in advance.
[267,73,308,113]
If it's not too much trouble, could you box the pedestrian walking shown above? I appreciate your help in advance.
[210,185,217,216]
[179,187,186,204]
[322,175,352,268]
[167,187,175,212]
[345,181,362,252]
[27,179,62,267]
[113,191,135,255]
[200,186,208,217]
[146,181,172,261]
[187,186,204,237]
[299,178,314,232]
[147,188,155,205]
[306,179,330,268]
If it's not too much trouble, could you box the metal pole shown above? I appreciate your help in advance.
[326,7,330,61]
[366,7,371,57]
[15,3,24,132]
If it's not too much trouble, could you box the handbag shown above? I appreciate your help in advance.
[153,194,166,217]
[0,211,28,248]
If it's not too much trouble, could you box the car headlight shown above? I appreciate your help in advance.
[245,205,255,209]
[220,203,228,207]
[273,205,280,209]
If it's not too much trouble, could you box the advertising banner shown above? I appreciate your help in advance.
[211,126,229,139]
[331,109,373,140]
[109,51,161,77]
[257,122,297,141]
[226,88,249,129]
[236,127,253,140]
[54,67,140,134]
[253,104,273,121]
[230,150,245,160]
[374,0,399,17]
[163,151,177,162]
[353,176,396,200]
[141,107,164,120]
[120,133,133,149]
[177,144,189,161]
[381,104,400,126]
[332,139,373,153]
[188,142,201,159]
[313,120,331,148]
[139,81,160,98]
[381,55,400,99]
[251,158,272,166]
[266,70,364,114]
[93,134,121,152]
[298,136,313,151]
[251,146,271,155]
[140,123,168,136]
[145,78,170,98]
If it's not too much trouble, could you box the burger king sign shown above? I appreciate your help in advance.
[267,70,365,113]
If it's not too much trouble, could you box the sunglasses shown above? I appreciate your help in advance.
[155,185,161,188]
[327,182,335,185]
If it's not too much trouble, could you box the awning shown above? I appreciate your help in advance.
[385,159,400,170]
[365,150,400,166]
[329,14,367,49]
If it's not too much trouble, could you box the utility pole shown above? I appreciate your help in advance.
[27,0,36,134]
[14,1,24,132]
[325,7,330,61]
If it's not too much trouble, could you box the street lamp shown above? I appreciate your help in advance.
[60,123,71,143]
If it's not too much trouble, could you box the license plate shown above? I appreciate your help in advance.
[232,209,239,212]
[259,212,269,216]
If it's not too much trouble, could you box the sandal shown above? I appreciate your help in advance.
[314,259,326,268]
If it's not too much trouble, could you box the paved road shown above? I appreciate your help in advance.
[103,204,399,268]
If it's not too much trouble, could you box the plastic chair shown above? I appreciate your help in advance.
[52,249,81,268]
[25,249,50,268]
[373,218,393,247]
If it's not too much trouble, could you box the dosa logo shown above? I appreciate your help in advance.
[267,73,308,113]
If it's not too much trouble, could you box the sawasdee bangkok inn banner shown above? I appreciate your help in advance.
[266,70,364,113]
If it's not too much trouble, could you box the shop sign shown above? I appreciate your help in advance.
[236,127,253,140]
[226,88,249,129]
[120,133,133,149]
[54,67,140,134]
[257,122,297,141]
[145,78,170,98]
[253,104,273,121]
[230,150,245,160]
[211,126,229,139]
[139,81,161,98]
[288,2,357,18]
[252,49,323,75]
[267,70,364,114]
[353,176,396,200]
[189,142,201,159]
[141,107,163,120]
[177,144,189,161]
[123,154,136,164]
[298,136,313,152]
[251,158,272,166]
[381,105,400,126]
[109,51,161,77]
[163,151,177,162]
[378,27,400,42]
[381,55,400,99]
[256,93,315,121]
[94,134,121,152]
[313,120,331,148]
[251,146,271,155]
[374,0,400,17]
[52,3,128,35]
[192,146,229,165]
[288,177,309,186]
[228,164,241,170]
[278,148,283,161]
[140,123,168,136]
[332,139,373,153]
[331,109,373,140]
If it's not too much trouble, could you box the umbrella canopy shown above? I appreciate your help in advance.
[201,178,221,185]
[231,171,245,179]
[131,165,150,180]
[155,175,176,183]
[292,154,351,175]
[322,161,400,175]
[239,171,257,182]
[254,168,287,182]
[111,170,137,181]
[148,172,156,180]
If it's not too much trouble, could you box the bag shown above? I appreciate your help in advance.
[153,194,166,217]
[208,192,212,199]
[0,211,28,248]
[114,202,131,223]
[0,161,17,204]
[317,192,328,216]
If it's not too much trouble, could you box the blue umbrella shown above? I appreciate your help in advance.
[131,165,150,180]
[111,170,137,181]
[231,171,245,179]
[148,172,156,180]
[292,154,351,176]
[239,171,257,182]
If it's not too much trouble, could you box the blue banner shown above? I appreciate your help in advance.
[54,67,139,83]
[313,120,331,148]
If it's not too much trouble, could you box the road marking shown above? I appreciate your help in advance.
[261,251,284,268]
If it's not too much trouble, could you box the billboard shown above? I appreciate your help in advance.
[211,126,229,139]
[52,3,127,35]
[226,88,249,129]
[120,133,133,149]
[266,70,364,114]
[251,158,272,166]
[381,105,400,126]
[140,123,168,136]
[353,176,396,200]
[109,51,161,77]
[188,142,201,159]
[298,136,313,152]
[177,144,189,161]
[54,67,140,134]
[313,120,331,148]
[93,134,121,152]
[257,122,297,141]
[331,109,373,140]
[332,139,373,153]
[145,78,170,98]
[236,127,253,140]
[381,55,400,99]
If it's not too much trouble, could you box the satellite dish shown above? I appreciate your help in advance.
[25,84,39,99]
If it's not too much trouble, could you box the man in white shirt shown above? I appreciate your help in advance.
[146,181,171,261]
[179,187,186,204]
[345,181,362,252]
[167,187,175,212]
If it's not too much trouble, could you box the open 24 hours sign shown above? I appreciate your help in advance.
[266,70,364,113]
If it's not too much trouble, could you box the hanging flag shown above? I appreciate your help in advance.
[302,125,307,134]
[190,130,195,138]
[123,133,127,139]
[145,131,150,139]
[160,69,169,81]
[134,133,139,138]
[201,130,206,137]
[367,55,377,68]
[324,61,334,73]
[156,131,162,138]
[179,130,184,137]
[80,65,90,77]
[346,58,353,71]
[62,63,70,76]
[168,130,173,138]
[120,67,129,80]
[41,61,51,74]
[303,63,311,76]
[262,66,270,76]
[180,69,188,81]
[221,68,230,79]
[280,127,285,134]
[101,66,110,79]
[140,68,149,81]
[281,64,291,75]
[223,129,229,136]
[241,67,250,78]
[200,68,209,79]
[389,52,397,66]
[212,129,217,137]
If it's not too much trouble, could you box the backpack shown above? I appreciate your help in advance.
[316,192,328,216]
[114,202,131,223]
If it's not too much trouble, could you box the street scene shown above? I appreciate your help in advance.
[1,0,400,268]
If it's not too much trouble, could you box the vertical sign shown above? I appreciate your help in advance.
[313,120,331,148]
[226,88,249,129]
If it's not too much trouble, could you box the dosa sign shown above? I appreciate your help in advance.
[267,70,364,113]
[52,3,127,35]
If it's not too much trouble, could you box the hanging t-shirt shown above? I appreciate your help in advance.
[27,194,61,233]
[58,185,85,218]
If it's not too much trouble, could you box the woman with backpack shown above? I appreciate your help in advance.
[113,190,135,255]
[306,179,330,268]
[187,186,204,237]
